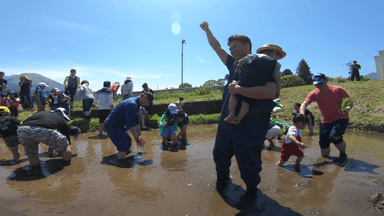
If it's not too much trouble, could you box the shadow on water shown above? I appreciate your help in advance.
[0,158,29,166]
[283,164,325,178]
[217,182,301,216]
[160,142,190,152]
[263,146,281,152]
[312,157,380,174]
[7,159,71,181]
[101,152,153,168]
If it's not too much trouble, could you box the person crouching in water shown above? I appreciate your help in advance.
[159,103,178,147]
[276,113,307,167]
[0,106,22,161]
[17,108,79,166]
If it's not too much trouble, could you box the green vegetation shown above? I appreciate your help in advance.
[281,75,306,88]
[153,87,222,104]
[16,79,384,133]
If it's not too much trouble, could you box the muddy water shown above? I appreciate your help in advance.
[0,125,384,215]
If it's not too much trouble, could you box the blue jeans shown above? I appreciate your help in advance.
[83,99,94,115]
[319,119,349,149]
[19,91,32,104]
[104,123,132,152]
[122,94,129,100]
[213,92,275,186]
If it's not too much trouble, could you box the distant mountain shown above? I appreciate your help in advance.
[364,72,377,80]
[3,73,64,92]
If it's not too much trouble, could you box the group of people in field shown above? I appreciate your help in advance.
[0,20,354,206]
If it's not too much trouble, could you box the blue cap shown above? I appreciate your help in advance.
[312,73,326,85]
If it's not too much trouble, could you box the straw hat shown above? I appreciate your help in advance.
[257,44,286,60]
[19,76,26,81]
[113,81,120,85]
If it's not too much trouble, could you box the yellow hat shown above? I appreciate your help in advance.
[0,106,10,113]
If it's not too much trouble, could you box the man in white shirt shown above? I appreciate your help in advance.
[95,81,114,137]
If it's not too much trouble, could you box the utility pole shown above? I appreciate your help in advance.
[181,38,186,88]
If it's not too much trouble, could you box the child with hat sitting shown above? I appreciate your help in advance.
[0,106,23,161]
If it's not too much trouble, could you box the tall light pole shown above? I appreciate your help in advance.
[181,38,186,88]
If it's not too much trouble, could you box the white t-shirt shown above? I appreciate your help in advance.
[284,127,302,144]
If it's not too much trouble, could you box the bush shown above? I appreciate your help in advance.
[69,118,99,132]
[281,75,306,88]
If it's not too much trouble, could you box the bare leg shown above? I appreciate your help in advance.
[9,147,20,160]
[308,126,314,136]
[140,113,147,129]
[295,155,304,165]
[48,146,54,156]
[117,151,127,160]
[161,136,167,145]
[334,141,346,154]
[171,134,177,145]
[267,138,275,147]
[28,154,41,166]
[224,94,237,123]
[60,146,72,162]
[276,160,286,166]
[98,123,104,136]
[231,101,249,124]
[321,148,331,158]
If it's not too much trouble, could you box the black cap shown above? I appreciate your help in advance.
[293,103,301,108]
[143,92,154,106]
[103,81,111,87]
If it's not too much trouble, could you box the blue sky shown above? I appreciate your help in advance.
[1,0,383,91]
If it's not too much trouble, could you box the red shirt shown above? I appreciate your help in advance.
[110,84,120,93]
[305,85,349,124]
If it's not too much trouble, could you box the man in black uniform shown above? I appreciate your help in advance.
[350,60,361,81]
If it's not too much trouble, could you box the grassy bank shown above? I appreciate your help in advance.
[17,80,384,133]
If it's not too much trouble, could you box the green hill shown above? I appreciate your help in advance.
[275,80,384,132]
[4,73,64,92]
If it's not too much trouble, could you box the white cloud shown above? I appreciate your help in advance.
[197,57,205,63]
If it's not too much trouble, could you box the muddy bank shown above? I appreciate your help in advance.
[1,125,384,215]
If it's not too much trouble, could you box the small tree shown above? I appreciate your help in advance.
[179,83,192,88]
[281,69,293,76]
[281,75,306,88]
[203,79,222,87]
[296,59,313,85]
[217,78,227,85]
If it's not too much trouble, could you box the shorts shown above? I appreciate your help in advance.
[319,119,349,149]
[265,125,281,139]
[280,143,304,161]
[83,99,94,115]
[104,123,132,152]
[160,126,176,137]
[17,126,69,156]
[98,109,111,123]
[3,134,20,149]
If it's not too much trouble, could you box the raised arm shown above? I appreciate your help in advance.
[200,21,228,65]
[228,81,277,100]
[299,101,310,115]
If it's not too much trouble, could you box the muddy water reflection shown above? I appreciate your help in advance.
[0,125,384,215]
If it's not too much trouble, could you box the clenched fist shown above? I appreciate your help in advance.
[200,21,209,31]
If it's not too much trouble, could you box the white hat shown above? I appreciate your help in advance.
[168,103,178,114]
[49,107,70,122]
[39,82,49,87]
